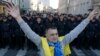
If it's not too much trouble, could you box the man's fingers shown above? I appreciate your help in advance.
[90,8,100,15]
[93,7,100,12]
[5,2,15,9]
[5,6,10,12]
[10,2,15,8]
[5,2,12,9]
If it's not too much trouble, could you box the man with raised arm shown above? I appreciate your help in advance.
[5,3,100,56]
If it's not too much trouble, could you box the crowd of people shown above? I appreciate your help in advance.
[0,12,100,50]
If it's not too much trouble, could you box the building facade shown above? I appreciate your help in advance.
[2,0,51,11]
[58,0,98,15]
[58,0,69,14]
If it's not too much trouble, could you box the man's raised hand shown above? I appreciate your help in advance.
[5,2,21,20]
[88,7,100,20]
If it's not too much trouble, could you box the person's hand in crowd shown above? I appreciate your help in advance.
[5,2,22,21]
[88,7,100,20]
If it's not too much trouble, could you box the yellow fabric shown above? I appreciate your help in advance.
[41,36,71,56]
[59,36,71,56]
[49,47,54,56]
[41,38,52,56]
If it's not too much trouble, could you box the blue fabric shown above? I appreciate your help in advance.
[48,41,64,56]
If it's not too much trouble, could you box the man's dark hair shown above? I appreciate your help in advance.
[45,25,57,34]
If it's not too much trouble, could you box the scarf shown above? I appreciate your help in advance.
[48,41,64,56]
